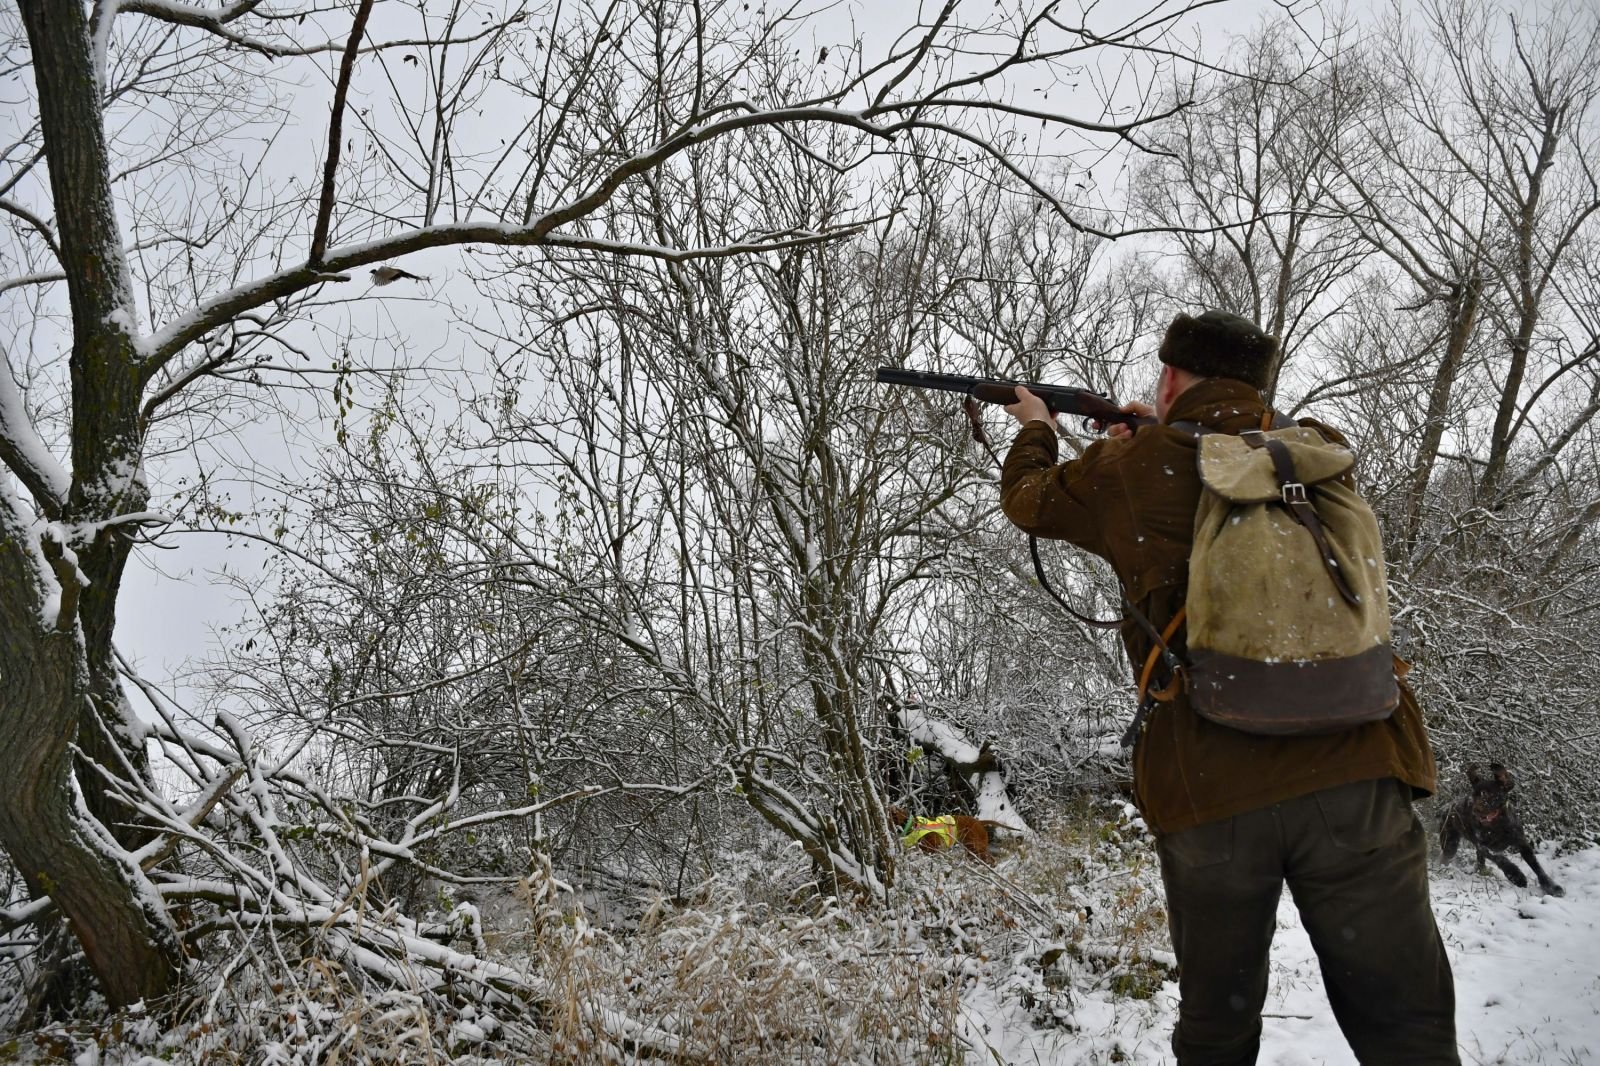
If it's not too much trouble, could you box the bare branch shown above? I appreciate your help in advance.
[308,0,374,266]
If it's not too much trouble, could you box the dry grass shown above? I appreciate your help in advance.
[511,857,966,1065]
[1009,799,1174,998]
[3,800,1177,1065]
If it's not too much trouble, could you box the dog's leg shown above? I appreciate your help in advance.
[1516,845,1565,897]
[1440,815,1461,863]
[1473,843,1492,876]
[1485,850,1529,888]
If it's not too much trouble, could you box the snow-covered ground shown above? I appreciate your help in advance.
[974,843,1600,1065]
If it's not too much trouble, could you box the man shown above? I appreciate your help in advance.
[1000,310,1458,1065]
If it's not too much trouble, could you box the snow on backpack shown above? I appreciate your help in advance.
[1134,415,1399,737]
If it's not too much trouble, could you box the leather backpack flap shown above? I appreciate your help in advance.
[1185,429,1398,735]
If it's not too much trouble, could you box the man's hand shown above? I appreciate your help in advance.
[1106,400,1155,439]
[1004,386,1057,428]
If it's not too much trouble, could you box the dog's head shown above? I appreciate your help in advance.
[1464,762,1514,823]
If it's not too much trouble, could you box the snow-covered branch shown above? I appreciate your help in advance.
[0,368,70,515]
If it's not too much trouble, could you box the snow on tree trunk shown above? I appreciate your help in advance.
[892,702,1031,834]
[0,487,182,1005]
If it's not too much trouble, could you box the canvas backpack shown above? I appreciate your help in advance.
[1131,414,1400,738]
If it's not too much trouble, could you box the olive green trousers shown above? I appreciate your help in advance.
[1155,777,1459,1065]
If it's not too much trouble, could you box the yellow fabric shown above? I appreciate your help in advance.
[902,815,957,849]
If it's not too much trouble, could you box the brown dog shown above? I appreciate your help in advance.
[1439,762,1564,896]
[888,805,996,864]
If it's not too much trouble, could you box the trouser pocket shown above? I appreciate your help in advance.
[1158,815,1235,869]
[1313,776,1416,853]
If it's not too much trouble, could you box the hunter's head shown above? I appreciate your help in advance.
[1154,310,1278,419]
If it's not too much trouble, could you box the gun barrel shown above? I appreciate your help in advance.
[874,366,983,393]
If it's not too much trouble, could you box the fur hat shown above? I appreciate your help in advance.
[1158,310,1277,390]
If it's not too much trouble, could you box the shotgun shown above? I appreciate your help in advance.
[875,366,1153,432]
[877,364,1144,631]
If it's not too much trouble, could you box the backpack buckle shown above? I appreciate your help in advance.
[1281,482,1309,505]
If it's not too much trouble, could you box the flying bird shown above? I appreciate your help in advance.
[370,266,430,285]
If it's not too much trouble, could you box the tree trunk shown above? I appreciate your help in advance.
[1481,106,1563,500]
[0,504,183,1007]
[1403,275,1481,555]
[1480,315,1538,501]
[2,0,186,1007]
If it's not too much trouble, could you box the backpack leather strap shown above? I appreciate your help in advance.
[1240,430,1362,607]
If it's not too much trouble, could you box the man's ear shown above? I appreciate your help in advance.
[1156,364,1177,409]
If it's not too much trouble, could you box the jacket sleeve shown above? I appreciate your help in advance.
[1000,422,1120,556]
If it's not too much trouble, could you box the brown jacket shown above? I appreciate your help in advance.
[1001,378,1437,835]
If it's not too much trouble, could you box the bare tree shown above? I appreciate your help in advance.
[1134,19,1374,401]
[223,138,1167,906]
[1326,0,1600,552]
[480,128,976,895]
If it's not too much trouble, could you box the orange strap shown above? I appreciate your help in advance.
[1136,607,1188,704]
